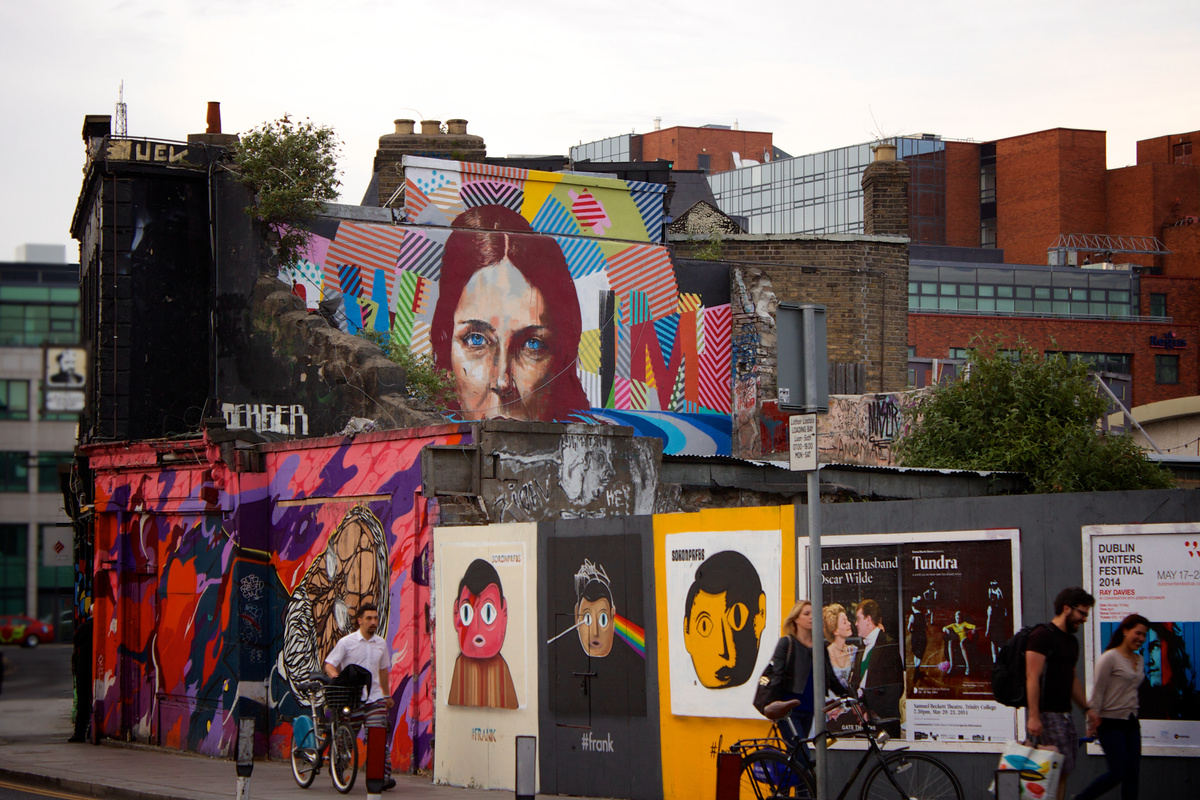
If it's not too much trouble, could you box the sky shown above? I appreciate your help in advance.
[2,0,1198,262]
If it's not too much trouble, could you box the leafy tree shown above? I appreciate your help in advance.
[896,338,1174,493]
[231,115,341,267]
[357,329,457,415]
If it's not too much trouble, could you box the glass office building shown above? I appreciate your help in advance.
[909,262,1139,318]
[707,137,948,238]
[570,134,636,164]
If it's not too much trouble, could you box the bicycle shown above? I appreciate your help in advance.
[733,696,964,800]
[290,674,364,794]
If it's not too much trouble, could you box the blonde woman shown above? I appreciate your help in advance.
[769,600,817,761]
[823,603,856,696]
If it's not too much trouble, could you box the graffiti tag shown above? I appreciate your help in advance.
[221,403,309,436]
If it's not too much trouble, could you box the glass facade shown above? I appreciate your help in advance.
[707,137,948,238]
[0,379,30,420]
[36,452,72,493]
[0,285,80,346]
[570,134,635,164]
[908,263,1138,318]
[0,452,29,493]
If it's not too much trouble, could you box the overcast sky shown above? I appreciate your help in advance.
[2,0,1198,261]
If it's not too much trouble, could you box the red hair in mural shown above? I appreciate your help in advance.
[431,205,589,421]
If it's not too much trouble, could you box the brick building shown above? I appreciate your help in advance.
[910,127,1200,413]
[571,123,775,174]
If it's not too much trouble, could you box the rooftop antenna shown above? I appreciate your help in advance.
[115,80,128,136]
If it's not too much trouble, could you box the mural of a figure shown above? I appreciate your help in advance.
[448,558,519,709]
[683,550,766,689]
[281,506,390,704]
[431,206,589,422]
[573,559,616,657]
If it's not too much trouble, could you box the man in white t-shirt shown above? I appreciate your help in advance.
[325,603,395,789]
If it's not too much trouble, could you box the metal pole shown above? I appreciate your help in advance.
[805,468,826,799]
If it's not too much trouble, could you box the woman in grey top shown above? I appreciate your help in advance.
[1076,613,1151,800]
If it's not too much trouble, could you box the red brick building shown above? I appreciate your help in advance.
[910,127,1200,410]
[571,124,773,174]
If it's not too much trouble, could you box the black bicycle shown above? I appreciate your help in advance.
[733,696,963,800]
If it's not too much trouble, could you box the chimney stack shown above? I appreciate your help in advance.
[394,119,415,135]
[446,119,468,135]
[420,120,442,135]
[188,102,238,147]
[861,156,910,238]
[206,102,222,134]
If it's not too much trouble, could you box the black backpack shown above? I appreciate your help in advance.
[991,624,1050,707]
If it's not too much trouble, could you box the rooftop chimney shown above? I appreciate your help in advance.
[206,102,222,134]
[187,101,238,147]
[394,119,415,135]
[420,120,442,135]
[446,119,468,135]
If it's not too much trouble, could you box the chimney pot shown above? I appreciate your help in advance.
[420,119,442,135]
[394,119,415,135]
[206,102,222,135]
[446,119,468,135]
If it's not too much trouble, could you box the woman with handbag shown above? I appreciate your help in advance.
[1074,613,1150,800]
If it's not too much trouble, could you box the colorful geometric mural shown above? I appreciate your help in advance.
[283,159,733,456]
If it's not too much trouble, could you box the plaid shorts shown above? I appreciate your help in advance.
[1031,711,1078,775]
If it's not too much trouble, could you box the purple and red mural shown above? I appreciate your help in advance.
[84,424,470,770]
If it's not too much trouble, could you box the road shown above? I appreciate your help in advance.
[0,779,91,800]
[0,643,74,745]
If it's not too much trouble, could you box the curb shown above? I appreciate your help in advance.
[0,765,192,800]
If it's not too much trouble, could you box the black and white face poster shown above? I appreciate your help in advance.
[1084,523,1200,757]
[801,529,1020,752]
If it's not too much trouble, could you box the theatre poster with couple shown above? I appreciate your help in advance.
[798,529,1021,753]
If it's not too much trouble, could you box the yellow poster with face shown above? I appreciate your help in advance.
[654,506,796,800]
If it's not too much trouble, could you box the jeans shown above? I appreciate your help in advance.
[1075,716,1140,800]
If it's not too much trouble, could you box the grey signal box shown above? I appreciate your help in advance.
[777,303,828,413]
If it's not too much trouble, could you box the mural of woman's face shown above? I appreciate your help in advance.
[836,611,852,639]
[454,582,508,659]
[576,596,615,657]
[450,258,554,421]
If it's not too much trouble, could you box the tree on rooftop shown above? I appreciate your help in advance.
[231,115,341,268]
[895,337,1174,493]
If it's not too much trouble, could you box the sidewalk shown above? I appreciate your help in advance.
[0,698,595,800]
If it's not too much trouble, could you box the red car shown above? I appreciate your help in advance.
[0,615,55,647]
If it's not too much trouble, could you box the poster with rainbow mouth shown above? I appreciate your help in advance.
[1084,523,1200,757]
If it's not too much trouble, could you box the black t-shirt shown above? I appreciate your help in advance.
[1027,623,1080,712]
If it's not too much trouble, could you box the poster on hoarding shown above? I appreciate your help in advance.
[664,529,783,718]
[800,529,1020,752]
[1083,523,1200,757]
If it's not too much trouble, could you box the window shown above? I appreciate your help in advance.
[36,452,72,493]
[697,154,711,174]
[948,348,969,359]
[0,523,26,614]
[1150,293,1167,318]
[980,218,997,248]
[0,286,80,347]
[1155,355,1179,384]
[0,452,29,492]
[0,380,30,420]
[1173,141,1193,165]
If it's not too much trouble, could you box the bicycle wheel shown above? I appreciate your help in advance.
[860,752,963,800]
[330,724,358,794]
[740,749,816,800]
[290,715,318,788]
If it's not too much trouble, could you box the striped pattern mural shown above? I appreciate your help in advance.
[287,158,731,455]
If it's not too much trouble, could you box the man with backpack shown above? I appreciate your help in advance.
[1026,587,1101,799]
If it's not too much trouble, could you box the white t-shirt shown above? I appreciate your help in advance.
[325,630,390,703]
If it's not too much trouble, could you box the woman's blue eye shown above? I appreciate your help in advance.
[464,332,487,347]
[524,337,545,351]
